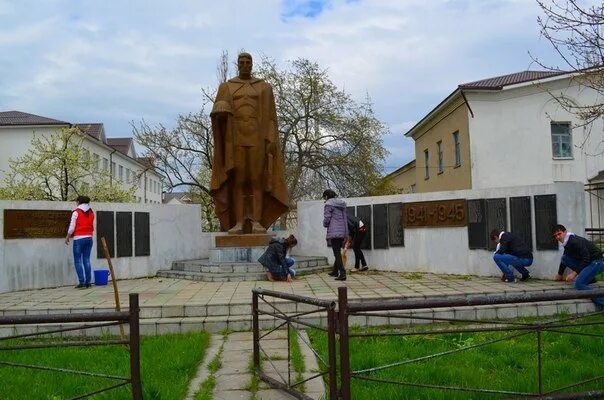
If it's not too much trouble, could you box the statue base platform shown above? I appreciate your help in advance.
[215,234,273,248]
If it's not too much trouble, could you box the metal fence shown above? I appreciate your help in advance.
[254,286,604,400]
[0,292,143,400]
[252,287,338,400]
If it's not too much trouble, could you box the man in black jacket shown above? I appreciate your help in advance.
[490,229,533,283]
[553,224,604,306]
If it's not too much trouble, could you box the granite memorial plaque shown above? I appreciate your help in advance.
[372,204,389,249]
[486,198,507,251]
[403,199,467,228]
[510,196,532,251]
[467,199,487,249]
[96,211,115,258]
[535,194,558,250]
[134,212,151,256]
[4,209,71,239]
[388,202,404,247]
[347,206,356,217]
[357,205,372,250]
[116,212,133,257]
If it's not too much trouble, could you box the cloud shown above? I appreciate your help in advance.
[0,0,558,168]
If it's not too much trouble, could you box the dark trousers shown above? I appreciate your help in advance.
[352,231,367,268]
[330,238,345,277]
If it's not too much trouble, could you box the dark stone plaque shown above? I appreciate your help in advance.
[4,209,71,239]
[347,206,356,217]
[135,212,150,256]
[388,202,404,247]
[356,205,372,250]
[510,196,532,251]
[467,199,487,249]
[486,198,507,251]
[535,194,558,250]
[116,212,133,257]
[403,199,467,227]
[96,211,115,258]
[372,204,389,249]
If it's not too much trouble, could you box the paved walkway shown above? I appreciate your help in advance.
[0,271,593,313]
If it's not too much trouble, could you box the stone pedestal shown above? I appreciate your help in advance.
[209,246,266,263]
[215,233,273,248]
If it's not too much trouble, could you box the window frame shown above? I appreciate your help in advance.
[437,140,444,174]
[453,131,461,167]
[424,149,430,180]
[551,122,573,159]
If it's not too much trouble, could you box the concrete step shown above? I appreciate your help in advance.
[0,299,597,336]
[157,264,332,282]
[160,255,330,282]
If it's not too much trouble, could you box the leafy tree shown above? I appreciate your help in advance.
[535,0,604,124]
[134,54,389,229]
[0,126,135,202]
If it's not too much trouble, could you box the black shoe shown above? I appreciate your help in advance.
[361,266,369,271]
[335,276,347,281]
[328,271,338,277]
[85,283,91,288]
[75,284,85,289]
[520,274,531,282]
[503,277,515,283]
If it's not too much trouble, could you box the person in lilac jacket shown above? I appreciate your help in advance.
[323,189,348,281]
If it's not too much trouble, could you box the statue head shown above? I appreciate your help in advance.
[238,52,253,79]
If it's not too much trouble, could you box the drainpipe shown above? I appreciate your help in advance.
[141,167,151,204]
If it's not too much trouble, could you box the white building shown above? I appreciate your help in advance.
[0,111,163,204]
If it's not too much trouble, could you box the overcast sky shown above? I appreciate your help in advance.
[0,0,562,172]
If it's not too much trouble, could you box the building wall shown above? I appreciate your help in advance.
[296,182,584,279]
[387,161,416,193]
[412,95,472,193]
[467,78,604,190]
[0,200,203,293]
[0,126,163,204]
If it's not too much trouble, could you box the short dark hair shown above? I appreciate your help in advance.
[552,224,567,234]
[238,52,252,61]
[489,229,501,240]
[77,195,90,204]
[322,189,337,200]
[284,234,298,248]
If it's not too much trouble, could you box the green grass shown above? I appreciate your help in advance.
[289,327,306,393]
[0,332,210,400]
[194,338,223,400]
[308,315,604,399]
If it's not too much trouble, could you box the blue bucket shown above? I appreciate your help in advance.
[94,269,109,286]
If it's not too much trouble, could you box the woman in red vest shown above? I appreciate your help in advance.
[65,195,94,288]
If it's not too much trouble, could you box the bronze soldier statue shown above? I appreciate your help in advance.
[210,52,288,234]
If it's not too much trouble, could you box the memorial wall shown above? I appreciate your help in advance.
[0,200,204,293]
[297,182,585,279]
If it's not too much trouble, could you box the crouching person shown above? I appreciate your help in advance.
[490,228,533,283]
[258,235,298,283]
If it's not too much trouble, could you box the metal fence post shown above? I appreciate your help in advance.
[252,291,260,372]
[128,293,143,400]
[338,286,351,400]
[327,307,338,400]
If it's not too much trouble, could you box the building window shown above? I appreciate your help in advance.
[551,122,572,158]
[111,162,116,178]
[103,158,109,171]
[453,131,461,167]
[437,141,444,174]
[119,165,124,181]
[410,184,416,193]
[424,149,429,179]
[93,154,100,172]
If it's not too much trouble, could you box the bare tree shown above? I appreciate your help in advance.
[535,0,604,124]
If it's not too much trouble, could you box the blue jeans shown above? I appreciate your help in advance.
[574,259,604,306]
[493,253,533,281]
[73,237,93,285]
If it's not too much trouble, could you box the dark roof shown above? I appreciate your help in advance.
[76,123,104,141]
[0,111,69,126]
[137,157,155,169]
[107,137,133,156]
[459,70,565,90]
